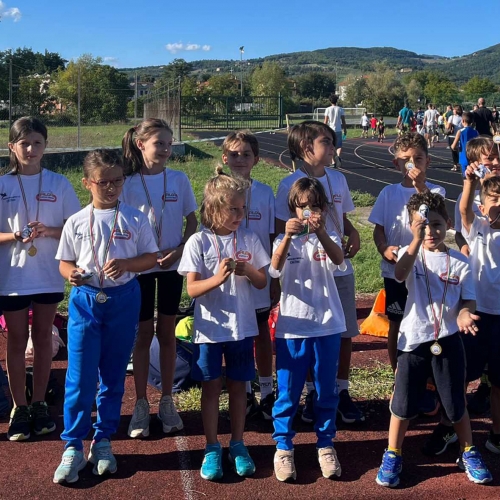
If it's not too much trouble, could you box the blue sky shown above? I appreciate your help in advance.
[2,0,500,69]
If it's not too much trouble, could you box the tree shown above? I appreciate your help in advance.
[297,72,336,100]
[205,74,239,96]
[249,61,290,96]
[424,72,459,107]
[158,58,193,86]
[17,73,56,116]
[462,76,498,101]
[50,54,133,123]
[343,76,368,108]
[364,64,406,115]
[404,79,423,109]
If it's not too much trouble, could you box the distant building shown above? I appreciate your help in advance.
[129,81,155,97]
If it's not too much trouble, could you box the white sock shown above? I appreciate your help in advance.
[337,379,349,393]
[245,381,252,394]
[259,376,274,399]
[305,381,315,394]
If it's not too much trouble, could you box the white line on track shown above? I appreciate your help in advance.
[174,435,196,500]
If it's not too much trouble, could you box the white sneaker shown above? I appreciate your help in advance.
[318,446,342,479]
[158,395,183,433]
[128,398,150,438]
[88,439,117,476]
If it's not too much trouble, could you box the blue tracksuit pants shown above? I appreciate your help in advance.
[61,279,140,450]
[272,335,341,450]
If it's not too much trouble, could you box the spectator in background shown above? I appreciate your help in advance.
[423,103,439,148]
[360,112,370,138]
[324,94,347,158]
[370,114,378,138]
[415,107,425,134]
[396,103,414,134]
[474,98,493,136]
[447,105,464,172]
[491,105,499,132]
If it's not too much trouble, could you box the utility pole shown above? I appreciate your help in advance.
[134,71,138,120]
[77,65,81,149]
[239,46,244,97]
[9,57,12,129]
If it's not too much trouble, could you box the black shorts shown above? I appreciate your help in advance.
[460,311,500,387]
[384,278,408,321]
[363,125,369,131]
[391,334,466,422]
[137,271,184,321]
[255,307,271,324]
[0,292,64,312]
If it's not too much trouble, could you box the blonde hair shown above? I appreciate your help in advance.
[201,165,250,230]
[222,130,259,157]
[466,137,496,164]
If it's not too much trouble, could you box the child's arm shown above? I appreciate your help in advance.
[455,231,470,257]
[159,211,198,269]
[309,212,344,265]
[459,164,480,233]
[457,299,480,335]
[186,259,234,298]
[450,129,461,150]
[343,215,360,258]
[234,262,267,289]
[373,224,398,264]
[103,253,157,280]
[394,216,426,282]
[271,218,303,271]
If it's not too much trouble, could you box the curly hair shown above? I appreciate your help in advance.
[393,132,428,157]
[407,191,448,221]
[480,176,500,204]
[201,165,250,230]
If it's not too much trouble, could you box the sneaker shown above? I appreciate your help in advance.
[461,446,492,484]
[419,386,440,416]
[228,441,256,477]
[158,395,183,433]
[260,392,275,421]
[31,401,56,436]
[7,405,31,441]
[88,439,117,476]
[468,382,490,415]
[246,391,259,417]
[53,447,87,484]
[128,398,150,438]
[375,450,402,488]
[422,423,458,456]
[337,390,365,424]
[485,430,500,454]
[301,390,316,423]
[317,446,341,479]
[274,449,296,482]
[200,443,223,481]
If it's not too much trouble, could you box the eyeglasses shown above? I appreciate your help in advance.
[90,177,125,189]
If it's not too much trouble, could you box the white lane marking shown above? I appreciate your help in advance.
[175,435,197,500]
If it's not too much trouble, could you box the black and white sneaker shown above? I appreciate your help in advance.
[422,423,458,456]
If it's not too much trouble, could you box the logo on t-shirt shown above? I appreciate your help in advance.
[313,249,327,261]
[163,191,178,202]
[235,250,251,261]
[113,228,132,240]
[333,194,342,204]
[248,209,261,221]
[440,273,460,285]
[37,191,57,202]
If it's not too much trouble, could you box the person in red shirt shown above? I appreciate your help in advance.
[370,115,377,138]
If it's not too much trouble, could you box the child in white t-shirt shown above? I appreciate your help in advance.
[376,192,492,488]
[0,117,80,442]
[177,168,269,481]
[270,177,346,482]
[221,130,276,419]
[121,118,198,438]
[53,150,158,484]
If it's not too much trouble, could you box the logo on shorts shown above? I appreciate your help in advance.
[37,191,57,202]
[235,250,251,261]
[387,302,404,315]
[313,249,327,261]
[440,273,460,285]
[113,228,132,240]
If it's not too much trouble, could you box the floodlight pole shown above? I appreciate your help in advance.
[239,46,244,97]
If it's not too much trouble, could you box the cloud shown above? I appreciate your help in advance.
[103,56,119,66]
[0,1,21,22]
[165,42,211,54]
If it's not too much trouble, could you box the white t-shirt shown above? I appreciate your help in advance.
[56,202,159,288]
[269,232,346,339]
[244,179,275,310]
[120,169,197,273]
[361,115,370,127]
[0,169,81,295]
[177,227,270,343]
[454,191,481,232]
[462,215,500,314]
[275,169,354,277]
[448,114,463,138]
[397,247,475,352]
[368,182,446,279]
[424,109,439,126]
[324,105,345,132]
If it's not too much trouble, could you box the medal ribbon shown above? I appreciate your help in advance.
[139,169,167,245]
[245,182,252,229]
[210,230,237,264]
[89,202,120,290]
[421,248,451,342]
[17,168,43,227]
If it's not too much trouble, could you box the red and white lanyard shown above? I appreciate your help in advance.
[211,230,237,263]
[139,169,167,246]
[17,169,42,225]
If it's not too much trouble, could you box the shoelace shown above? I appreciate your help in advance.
[94,444,113,460]
[382,453,399,471]
[12,407,30,423]
[204,451,221,466]
[278,454,294,468]
[160,399,175,416]
[134,401,149,419]
[61,453,78,466]
[31,404,49,419]
[321,452,337,464]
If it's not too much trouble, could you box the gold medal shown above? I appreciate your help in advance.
[27,245,37,257]
[95,291,108,304]
[430,342,442,356]
[228,259,236,270]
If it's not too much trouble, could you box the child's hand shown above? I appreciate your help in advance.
[458,310,480,335]
[14,222,38,244]
[31,222,51,238]
[158,247,182,269]
[307,212,324,235]
[285,218,305,237]
[464,162,481,183]
[103,259,128,280]
[216,257,234,285]
[234,260,254,278]
[407,167,426,189]
[410,216,426,242]
[382,245,399,264]
[69,268,86,287]
[344,229,360,258]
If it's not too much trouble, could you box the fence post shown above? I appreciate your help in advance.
[226,97,229,130]
[278,93,283,129]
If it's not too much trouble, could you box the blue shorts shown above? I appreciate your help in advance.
[335,131,342,148]
[191,336,255,382]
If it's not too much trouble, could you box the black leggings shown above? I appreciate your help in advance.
[448,136,459,165]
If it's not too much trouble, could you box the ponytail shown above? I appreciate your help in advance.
[122,127,144,176]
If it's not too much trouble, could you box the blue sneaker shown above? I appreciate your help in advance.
[88,439,117,476]
[376,450,402,488]
[301,390,316,423]
[461,446,492,484]
[228,441,255,477]
[53,447,87,484]
[200,443,223,481]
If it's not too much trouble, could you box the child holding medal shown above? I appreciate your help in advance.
[0,117,80,441]
[376,192,492,488]
[53,150,158,484]
[177,167,269,481]
[121,118,197,438]
[270,177,346,482]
